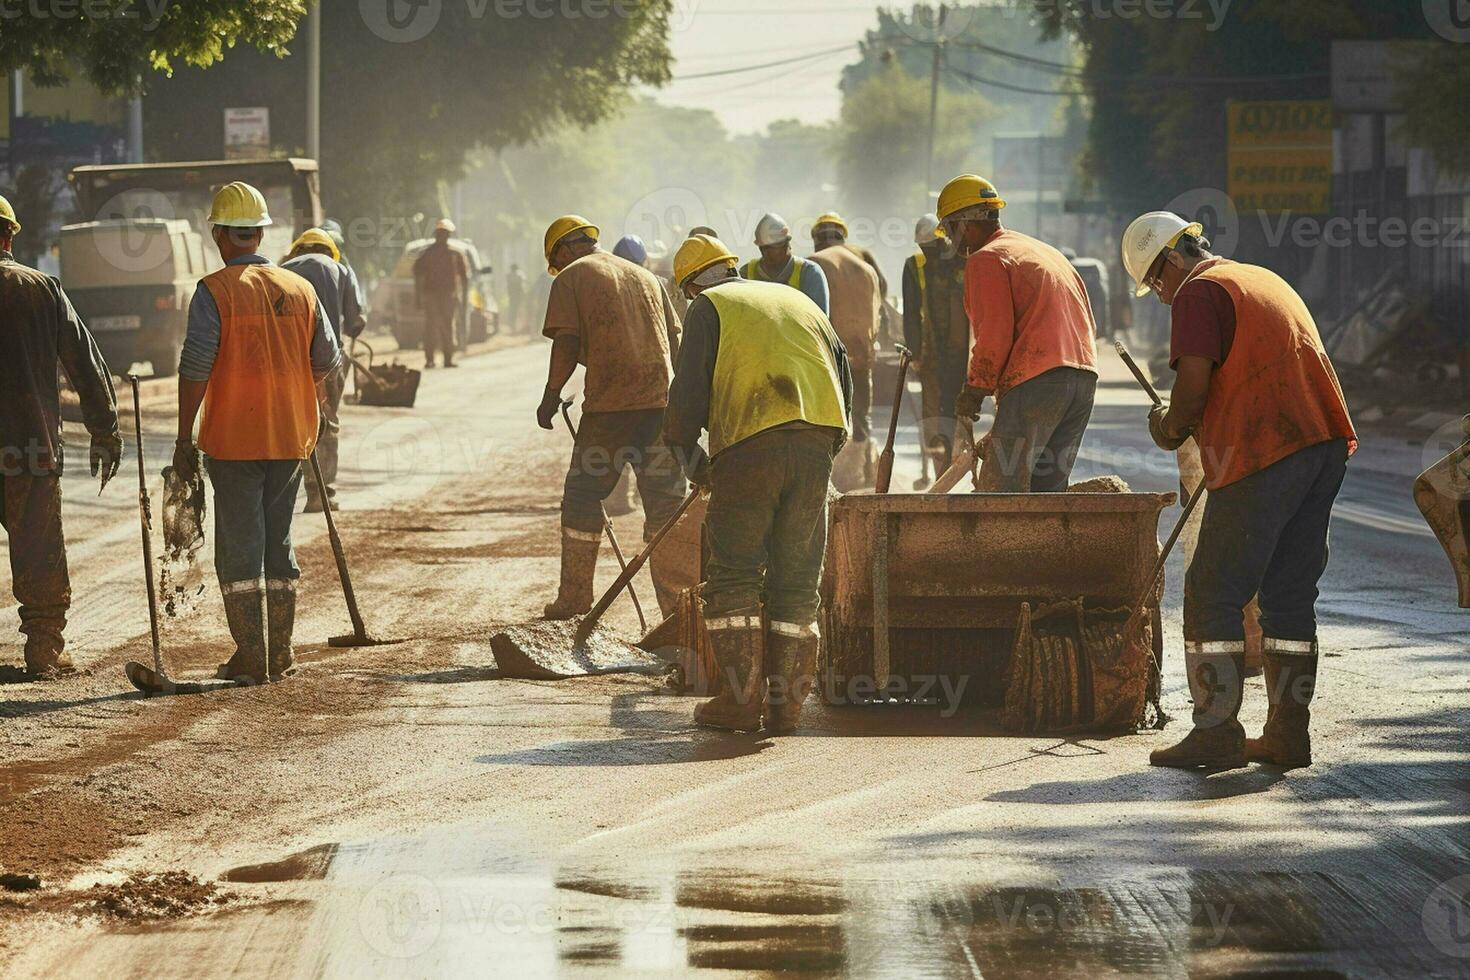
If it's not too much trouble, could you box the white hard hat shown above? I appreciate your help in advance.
[914,213,941,245]
[1122,211,1202,297]
[435,218,456,234]
[754,212,791,248]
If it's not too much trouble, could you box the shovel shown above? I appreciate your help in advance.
[122,375,241,696]
[307,451,399,648]
[874,345,912,494]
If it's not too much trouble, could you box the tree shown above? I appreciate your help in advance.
[1395,44,1470,177]
[0,0,308,93]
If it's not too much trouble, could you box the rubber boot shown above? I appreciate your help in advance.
[216,587,268,684]
[647,546,684,620]
[764,624,819,734]
[1245,644,1318,769]
[266,581,298,680]
[543,532,600,620]
[23,631,75,680]
[694,609,765,732]
[1149,647,1247,769]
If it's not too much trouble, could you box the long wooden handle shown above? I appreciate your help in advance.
[575,488,702,642]
[875,347,912,494]
[310,450,368,639]
[1113,340,1163,408]
[130,375,164,676]
[1126,480,1207,630]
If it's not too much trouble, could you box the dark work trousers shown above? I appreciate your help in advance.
[0,473,69,649]
[421,292,459,365]
[978,367,1098,492]
[851,368,873,443]
[307,362,346,505]
[207,458,304,592]
[704,427,837,625]
[1186,438,1348,643]
[561,408,688,541]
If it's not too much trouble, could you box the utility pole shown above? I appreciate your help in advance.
[925,4,947,197]
[127,93,144,163]
[8,70,22,179]
[306,1,321,162]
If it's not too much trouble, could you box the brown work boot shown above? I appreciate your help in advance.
[216,585,268,684]
[266,581,298,680]
[23,633,75,680]
[764,623,819,734]
[1246,643,1318,769]
[694,608,765,732]
[1150,647,1247,769]
[543,532,601,620]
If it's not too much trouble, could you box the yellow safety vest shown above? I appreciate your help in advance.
[706,280,848,457]
[744,257,804,289]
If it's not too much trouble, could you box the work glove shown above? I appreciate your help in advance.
[683,446,712,491]
[90,430,123,492]
[536,388,562,431]
[172,439,201,484]
[954,385,987,422]
[1148,404,1189,452]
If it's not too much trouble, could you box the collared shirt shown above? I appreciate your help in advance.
[180,253,340,382]
[0,251,118,474]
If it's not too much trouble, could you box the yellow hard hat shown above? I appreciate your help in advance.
[289,228,341,263]
[543,214,599,274]
[0,194,18,233]
[1122,211,1203,297]
[208,181,273,228]
[937,174,1007,221]
[674,234,737,289]
[813,212,849,237]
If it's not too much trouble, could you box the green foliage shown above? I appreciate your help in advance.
[0,0,308,93]
[1395,44,1470,176]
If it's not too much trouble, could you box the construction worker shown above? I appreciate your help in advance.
[811,211,890,325]
[174,182,341,684]
[901,214,969,471]
[414,218,467,369]
[507,263,527,334]
[283,228,362,513]
[319,218,367,326]
[808,214,882,487]
[0,194,121,679]
[663,235,852,734]
[538,215,688,618]
[741,213,829,314]
[1123,211,1357,771]
[612,234,649,268]
[939,174,1099,492]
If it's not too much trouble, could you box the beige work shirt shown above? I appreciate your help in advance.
[542,250,681,412]
[809,246,880,370]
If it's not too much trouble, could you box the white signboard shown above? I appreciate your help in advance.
[224,107,271,160]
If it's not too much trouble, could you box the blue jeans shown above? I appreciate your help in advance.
[206,458,304,590]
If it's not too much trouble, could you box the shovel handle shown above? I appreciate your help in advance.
[1126,479,1208,632]
[576,488,703,643]
[310,450,369,640]
[1113,340,1163,408]
[875,346,912,494]
[130,375,165,677]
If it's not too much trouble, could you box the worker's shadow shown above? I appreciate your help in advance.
[984,765,1286,805]
[475,692,772,767]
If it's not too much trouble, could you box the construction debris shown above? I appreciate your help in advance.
[490,618,666,680]
[1069,475,1132,494]
[159,465,207,618]
[82,871,228,921]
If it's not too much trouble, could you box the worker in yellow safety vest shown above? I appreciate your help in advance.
[740,213,830,314]
[663,235,853,735]
[901,214,968,470]
[174,182,342,684]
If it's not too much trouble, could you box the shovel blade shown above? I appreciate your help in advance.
[125,661,245,696]
[490,618,665,680]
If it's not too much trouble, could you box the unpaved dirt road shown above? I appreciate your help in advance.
[2,340,1467,977]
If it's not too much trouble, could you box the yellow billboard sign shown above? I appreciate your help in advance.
[1227,101,1335,214]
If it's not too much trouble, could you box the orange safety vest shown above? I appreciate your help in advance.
[197,264,321,461]
[1187,258,1357,489]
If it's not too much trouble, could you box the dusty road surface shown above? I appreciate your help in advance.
[2,340,1467,977]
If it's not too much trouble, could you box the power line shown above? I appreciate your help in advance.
[944,63,1079,98]
[671,43,855,81]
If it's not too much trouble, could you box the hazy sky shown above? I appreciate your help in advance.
[646,1,894,135]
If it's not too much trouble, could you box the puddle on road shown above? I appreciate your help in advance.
[199,822,1445,976]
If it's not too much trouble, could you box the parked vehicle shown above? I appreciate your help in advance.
[371,237,499,350]
[59,218,207,377]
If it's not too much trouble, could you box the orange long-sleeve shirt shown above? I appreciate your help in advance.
[963,228,1098,397]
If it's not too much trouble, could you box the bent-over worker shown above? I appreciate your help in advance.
[939,174,1098,492]
[1123,211,1356,771]
[0,194,121,679]
[538,215,688,618]
[664,235,853,734]
[175,182,341,684]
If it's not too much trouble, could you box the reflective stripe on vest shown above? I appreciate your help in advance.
[706,280,848,457]
[744,257,803,289]
[197,264,321,461]
[1189,258,1357,489]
